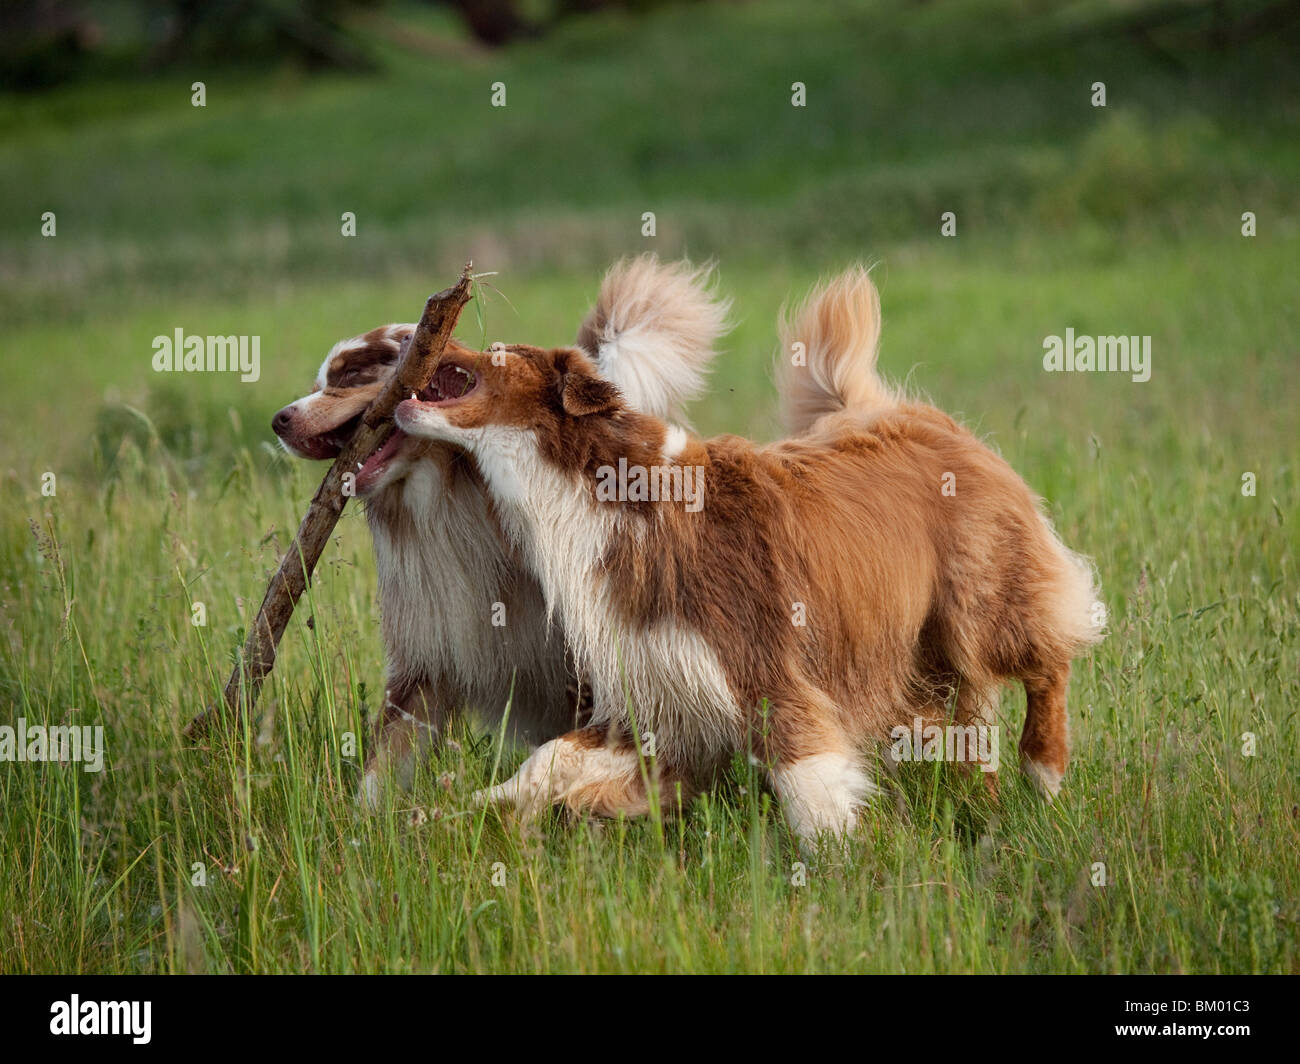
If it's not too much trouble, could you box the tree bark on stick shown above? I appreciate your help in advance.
[183,263,475,741]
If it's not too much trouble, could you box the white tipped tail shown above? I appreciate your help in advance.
[576,255,731,422]
[778,266,896,434]
[1039,516,1108,653]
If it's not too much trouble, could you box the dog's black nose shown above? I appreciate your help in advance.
[272,407,293,435]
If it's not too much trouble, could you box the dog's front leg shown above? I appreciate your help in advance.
[358,675,455,811]
[762,690,879,851]
[473,726,675,820]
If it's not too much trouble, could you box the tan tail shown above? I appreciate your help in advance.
[1038,515,1108,653]
[778,265,897,434]
[576,255,731,423]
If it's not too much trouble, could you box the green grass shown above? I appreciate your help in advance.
[1,0,1297,973]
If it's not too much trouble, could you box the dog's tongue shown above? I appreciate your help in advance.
[355,428,406,494]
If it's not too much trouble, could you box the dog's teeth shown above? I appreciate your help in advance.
[411,392,417,400]
[357,462,363,470]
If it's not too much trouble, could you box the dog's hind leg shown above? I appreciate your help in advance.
[1020,665,1070,798]
[952,680,1001,798]
[358,676,453,811]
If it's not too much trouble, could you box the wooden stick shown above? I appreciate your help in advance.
[183,263,475,741]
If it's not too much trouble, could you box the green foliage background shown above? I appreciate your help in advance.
[0,0,1296,972]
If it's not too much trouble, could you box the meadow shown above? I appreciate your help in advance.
[1,0,1297,973]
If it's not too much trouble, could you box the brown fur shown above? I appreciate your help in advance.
[397,269,1103,835]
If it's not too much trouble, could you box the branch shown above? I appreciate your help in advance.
[183,262,475,741]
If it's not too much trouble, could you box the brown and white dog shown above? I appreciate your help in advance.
[271,256,730,807]
[392,267,1104,844]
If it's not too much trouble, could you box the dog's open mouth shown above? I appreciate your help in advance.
[299,363,476,491]
[285,412,363,460]
[297,412,408,494]
[322,413,363,452]
[354,427,407,494]
[415,362,479,405]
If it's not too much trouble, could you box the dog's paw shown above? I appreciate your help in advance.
[356,771,385,813]
[1021,758,1063,799]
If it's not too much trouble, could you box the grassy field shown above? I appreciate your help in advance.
[1,0,1297,973]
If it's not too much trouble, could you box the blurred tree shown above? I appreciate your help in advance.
[1,0,721,86]
[1078,0,1300,66]
[444,0,539,46]
[0,0,379,88]
[0,1,103,89]
[440,0,688,47]
[143,0,378,72]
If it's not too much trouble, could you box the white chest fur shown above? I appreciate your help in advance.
[476,428,743,765]
[367,455,569,733]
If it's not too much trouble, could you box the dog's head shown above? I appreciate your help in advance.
[273,325,488,495]
[273,324,409,458]
[396,343,617,431]
[393,342,671,484]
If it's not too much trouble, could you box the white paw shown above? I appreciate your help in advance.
[356,771,383,813]
[1021,759,1063,799]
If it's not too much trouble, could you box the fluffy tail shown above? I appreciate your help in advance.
[576,255,731,423]
[778,265,897,434]
[1038,517,1108,652]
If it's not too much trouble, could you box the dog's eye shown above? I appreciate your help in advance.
[335,370,370,389]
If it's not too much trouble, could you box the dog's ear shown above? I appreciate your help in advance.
[555,349,621,417]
